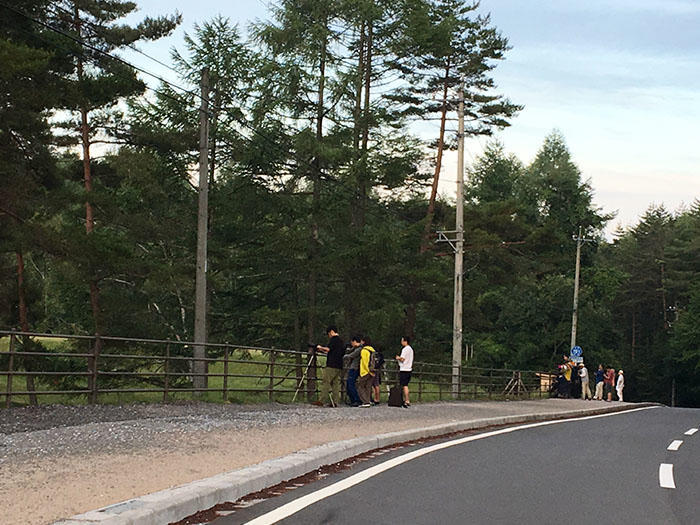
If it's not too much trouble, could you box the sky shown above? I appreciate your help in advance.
[125,0,699,237]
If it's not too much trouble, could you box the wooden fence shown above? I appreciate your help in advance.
[0,331,548,407]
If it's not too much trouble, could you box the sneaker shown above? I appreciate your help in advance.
[402,403,411,408]
[359,403,371,408]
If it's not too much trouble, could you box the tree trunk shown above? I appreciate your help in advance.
[420,63,451,253]
[16,250,38,405]
[344,21,367,334]
[404,64,452,338]
[306,22,329,400]
[357,20,373,229]
[74,4,103,389]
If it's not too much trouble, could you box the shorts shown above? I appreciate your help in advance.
[372,373,381,387]
[603,383,613,396]
[399,371,412,387]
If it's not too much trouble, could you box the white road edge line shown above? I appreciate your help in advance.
[684,428,698,436]
[244,406,659,525]
[659,463,676,489]
[667,440,683,451]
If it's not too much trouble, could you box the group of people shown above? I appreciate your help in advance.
[553,356,625,402]
[312,326,414,409]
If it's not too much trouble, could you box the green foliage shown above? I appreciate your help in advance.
[1,0,698,407]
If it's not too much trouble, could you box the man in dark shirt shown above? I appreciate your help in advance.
[314,325,344,407]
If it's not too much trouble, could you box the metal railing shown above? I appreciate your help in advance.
[0,331,549,407]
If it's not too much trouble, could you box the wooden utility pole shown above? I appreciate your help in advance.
[194,68,210,391]
[452,85,465,399]
[570,226,593,350]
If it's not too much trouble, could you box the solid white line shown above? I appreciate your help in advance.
[244,406,659,525]
[667,440,683,451]
[684,428,698,436]
[659,463,676,489]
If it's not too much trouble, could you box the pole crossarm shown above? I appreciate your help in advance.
[436,230,459,254]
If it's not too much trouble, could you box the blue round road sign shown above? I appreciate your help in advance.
[571,346,582,357]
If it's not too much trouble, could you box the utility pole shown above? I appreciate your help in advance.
[570,226,593,350]
[452,84,465,399]
[194,68,210,391]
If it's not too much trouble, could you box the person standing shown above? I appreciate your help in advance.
[579,363,592,400]
[604,366,615,402]
[616,369,625,402]
[356,336,376,408]
[343,335,363,406]
[594,364,605,400]
[396,336,414,408]
[314,326,344,407]
[371,346,385,405]
[571,361,582,399]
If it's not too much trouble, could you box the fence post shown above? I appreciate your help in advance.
[458,366,463,400]
[5,333,15,409]
[163,344,170,403]
[223,345,229,402]
[89,334,101,404]
[488,369,493,399]
[268,349,275,402]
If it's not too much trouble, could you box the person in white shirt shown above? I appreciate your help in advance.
[579,363,592,400]
[395,336,414,408]
[616,369,625,402]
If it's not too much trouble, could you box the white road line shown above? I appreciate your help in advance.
[244,406,659,525]
[684,428,698,436]
[667,440,683,451]
[659,463,676,489]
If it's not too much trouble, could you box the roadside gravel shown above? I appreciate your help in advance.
[1,398,615,525]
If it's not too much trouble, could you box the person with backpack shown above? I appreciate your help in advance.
[593,364,605,400]
[371,346,385,405]
[356,336,376,408]
[343,335,363,407]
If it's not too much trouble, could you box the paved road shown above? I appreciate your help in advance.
[215,406,700,524]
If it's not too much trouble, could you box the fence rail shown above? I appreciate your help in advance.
[0,331,549,408]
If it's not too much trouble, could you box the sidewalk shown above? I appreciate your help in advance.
[0,399,646,525]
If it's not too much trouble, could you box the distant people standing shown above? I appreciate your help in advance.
[371,346,385,405]
[616,369,625,402]
[343,335,363,406]
[571,362,582,399]
[579,363,592,400]
[357,336,376,408]
[313,326,344,407]
[396,336,414,408]
[561,360,572,398]
[604,367,615,402]
[594,364,605,400]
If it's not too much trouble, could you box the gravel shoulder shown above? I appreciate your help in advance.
[1,398,617,525]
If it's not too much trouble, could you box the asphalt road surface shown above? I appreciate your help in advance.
[214,406,699,525]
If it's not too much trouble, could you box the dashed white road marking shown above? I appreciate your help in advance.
[683,428,698,436]
[667,440,683,451]
[659,463,676,489]
[244,406,659,525]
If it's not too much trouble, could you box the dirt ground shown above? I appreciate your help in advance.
[0,399,608,524]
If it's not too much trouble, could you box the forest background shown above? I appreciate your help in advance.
[1,0,698,406]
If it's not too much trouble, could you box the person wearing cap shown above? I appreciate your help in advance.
[579,363,592,400]
[616,369,625,402]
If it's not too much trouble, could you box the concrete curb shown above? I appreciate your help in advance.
[54,402,658,525]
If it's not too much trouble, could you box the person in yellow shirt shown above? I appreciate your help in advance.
[357,336,375,408]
